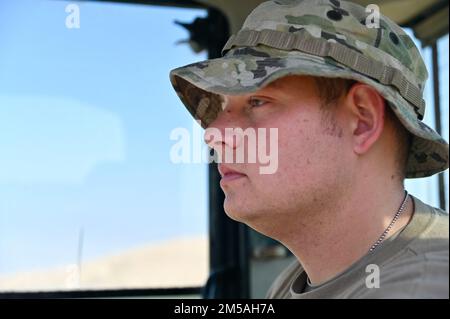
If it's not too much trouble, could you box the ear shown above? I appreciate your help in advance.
[344,83,386,155]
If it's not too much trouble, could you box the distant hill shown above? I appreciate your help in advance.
[0,236,208,291]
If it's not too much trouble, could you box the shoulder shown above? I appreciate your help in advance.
[362,198,449,298]
[409,196,448,253]
[360,249,449,298]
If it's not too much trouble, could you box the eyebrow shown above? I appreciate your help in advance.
[222,80,284,104]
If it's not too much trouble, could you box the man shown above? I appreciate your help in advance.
[169,0,449,298]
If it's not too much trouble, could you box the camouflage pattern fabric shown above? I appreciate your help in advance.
[170,0,449,178]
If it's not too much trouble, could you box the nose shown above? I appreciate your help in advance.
[203,109,239,152]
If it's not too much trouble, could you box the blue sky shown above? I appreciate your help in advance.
[0,0,208,274]
[0,0,448,276]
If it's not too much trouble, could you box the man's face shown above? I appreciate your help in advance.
[205,76,353,232]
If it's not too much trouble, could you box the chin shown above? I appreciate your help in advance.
[223,197,265,225]
[223,198,244,222]
[224,202,279,239]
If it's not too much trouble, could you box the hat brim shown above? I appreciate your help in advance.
[170,51,448,178]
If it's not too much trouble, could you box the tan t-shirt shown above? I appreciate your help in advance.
[266,195,449,299]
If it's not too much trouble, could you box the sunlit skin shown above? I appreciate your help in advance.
[205,75,414,285]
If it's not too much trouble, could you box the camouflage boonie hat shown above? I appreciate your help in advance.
[170,0,449,178]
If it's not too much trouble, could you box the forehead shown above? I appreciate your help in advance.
[260,75,313,92]
[223,75,316,101]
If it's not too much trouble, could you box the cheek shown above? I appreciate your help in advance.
[249,108,346,189]
[270,115,342,188]
[245,117,317,192]
[278,116,318,168]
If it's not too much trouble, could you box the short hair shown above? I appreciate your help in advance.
[313,77,412,181]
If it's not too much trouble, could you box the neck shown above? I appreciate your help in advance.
[273,182,414,285]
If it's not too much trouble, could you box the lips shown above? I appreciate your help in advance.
[218,164,247,184]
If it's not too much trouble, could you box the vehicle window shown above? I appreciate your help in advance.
[0,0,208,291]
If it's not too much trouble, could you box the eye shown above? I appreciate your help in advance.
[249,97,268,108]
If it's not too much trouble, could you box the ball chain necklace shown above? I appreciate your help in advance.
[369,190,409,252]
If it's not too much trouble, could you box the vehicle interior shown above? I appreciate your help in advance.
[0,0,448,299]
